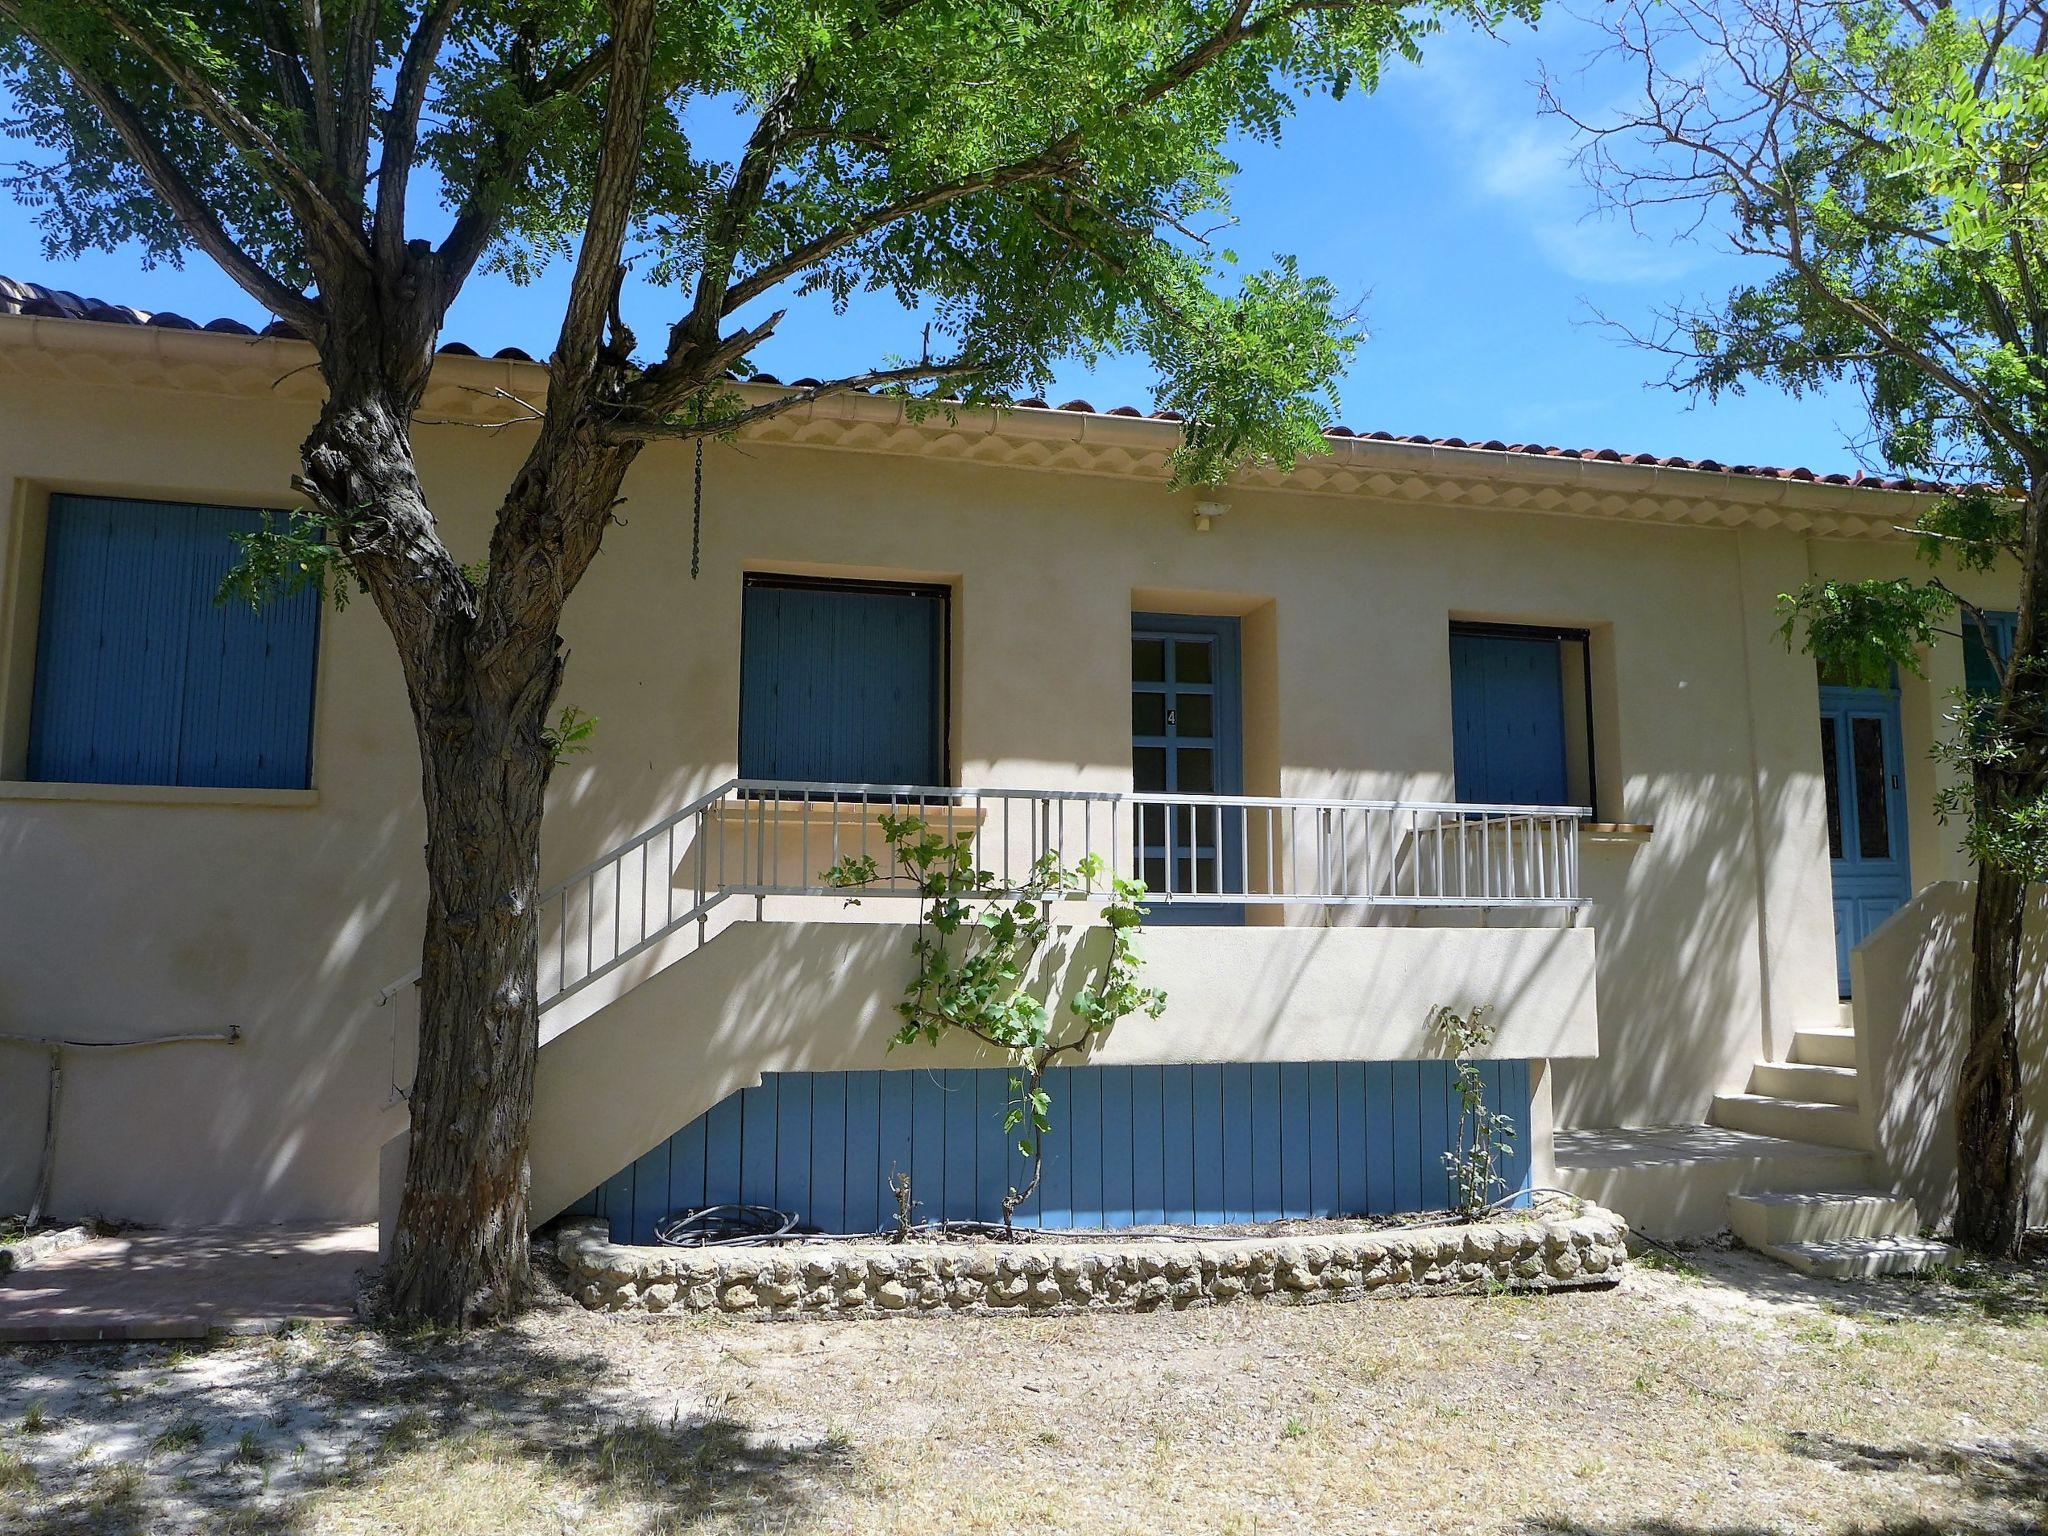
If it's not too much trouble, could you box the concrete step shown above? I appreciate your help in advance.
[1748,1061,1860,1107]
[1712,1093,1865,1149]
[1554,1125,1873,1240]
[1728,1188,1920,1248]
[1762,1236,1957,1279]
[1791,1026,1859,1068]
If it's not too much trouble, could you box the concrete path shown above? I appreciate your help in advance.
[0,1223,373,1341]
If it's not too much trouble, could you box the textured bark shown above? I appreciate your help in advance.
[390,665,554,1321]
[1957,849,2027,1257]
[1953,479,2048,1259]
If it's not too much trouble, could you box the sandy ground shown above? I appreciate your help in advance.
[1,1238,2044,1535]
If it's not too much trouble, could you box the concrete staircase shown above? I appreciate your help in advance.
[1557,1007,1957,1278]
[1712,1011,1953,1277]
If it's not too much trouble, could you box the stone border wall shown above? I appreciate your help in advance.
[554,1203,1627,1317]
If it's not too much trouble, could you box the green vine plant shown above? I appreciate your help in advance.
[1429,1003,1517,1222]
[542,705,599,764]
[824,814,1166,1237]
[217,506,369,612]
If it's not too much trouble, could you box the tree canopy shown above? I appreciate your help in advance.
[1552,0,2048,1256]
[1,1,1522,482]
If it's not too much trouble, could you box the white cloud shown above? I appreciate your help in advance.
[1395,27,1707,286]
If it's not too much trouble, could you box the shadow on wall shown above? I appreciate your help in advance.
[1552,766,1830,1131]
[1854,881,2048,1227]
[0,789,425,1226]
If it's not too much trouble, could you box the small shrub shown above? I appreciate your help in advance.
[1429,1004,1517,1220]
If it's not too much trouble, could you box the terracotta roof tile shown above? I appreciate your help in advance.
[0,273,1945,492]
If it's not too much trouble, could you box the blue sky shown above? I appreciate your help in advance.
[0,14,1873,472]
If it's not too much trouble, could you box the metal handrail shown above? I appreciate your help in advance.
[375,779,1589,1012]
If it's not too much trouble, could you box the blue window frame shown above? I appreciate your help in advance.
[27,494,320,789]
[1449,622,1593,809]
[738,574,949,786]
[1963,610,2018,696]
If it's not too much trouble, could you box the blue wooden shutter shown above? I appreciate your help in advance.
[1449,629,1569,805]
[1963,611,2017,697]
[739,579,945,784]
[28,495,320,788]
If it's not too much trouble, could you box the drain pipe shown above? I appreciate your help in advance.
[0,1027,241,1228]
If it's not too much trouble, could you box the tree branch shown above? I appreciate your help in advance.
[435,40,618,295]
[548,4,655,395]
[376,0,460,270]
[0,4,321,332]
[621,360,987,442]
[69,0,366,260]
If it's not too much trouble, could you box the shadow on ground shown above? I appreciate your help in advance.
[1523,1432,2048,1536]
[13,1300,852,1535]
[1649,1237,2048,1328]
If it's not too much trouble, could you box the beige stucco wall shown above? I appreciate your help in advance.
[1852,882,2048,1223]
[0,316,2015,1224]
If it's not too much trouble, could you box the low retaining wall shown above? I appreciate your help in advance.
[553,1203,1628,1317]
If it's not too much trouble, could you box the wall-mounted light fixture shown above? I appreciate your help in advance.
[1192,498,1229,533]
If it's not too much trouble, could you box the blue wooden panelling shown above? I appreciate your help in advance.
[1279,1062,1313,1219]
[29,495,319,788]
[1449,628,1568,806]
[1131,1068,1167,1226]
[808,1072,846,1235]
[1220,1063,1256,1224]
[1035,1066,1071,1228]
[738,578,945,784]
[579,1060,1537,1238]
[841,1072,881,1233]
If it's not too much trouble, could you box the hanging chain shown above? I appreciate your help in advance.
[690,435,704,580]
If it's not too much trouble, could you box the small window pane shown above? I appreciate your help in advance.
[1176,693,1213,738]
[1173,640,1212,684]
[1141,855,1168,892]
[1820,718,1844,861]
[1135,803,1167,849]
[1132,637,1166,682]
[1134,745,1168,791]
[1132,693,1166,736]
[1177,748,1214,793]
[1851,716,1891,860]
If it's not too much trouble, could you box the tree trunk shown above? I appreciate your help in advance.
[292,234,644,1321]
[386,665,557,1322]
[295,357,567,1324]
[1957,844,2028,1256]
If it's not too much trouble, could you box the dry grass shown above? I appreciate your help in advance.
[2,1244,2045,1535]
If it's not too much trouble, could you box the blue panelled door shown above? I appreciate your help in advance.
[1819,683,1911,997]
[739,576,947,784]
[1132,613,1244,924]
[28,494,320,788]
[1449,627,1569,805]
